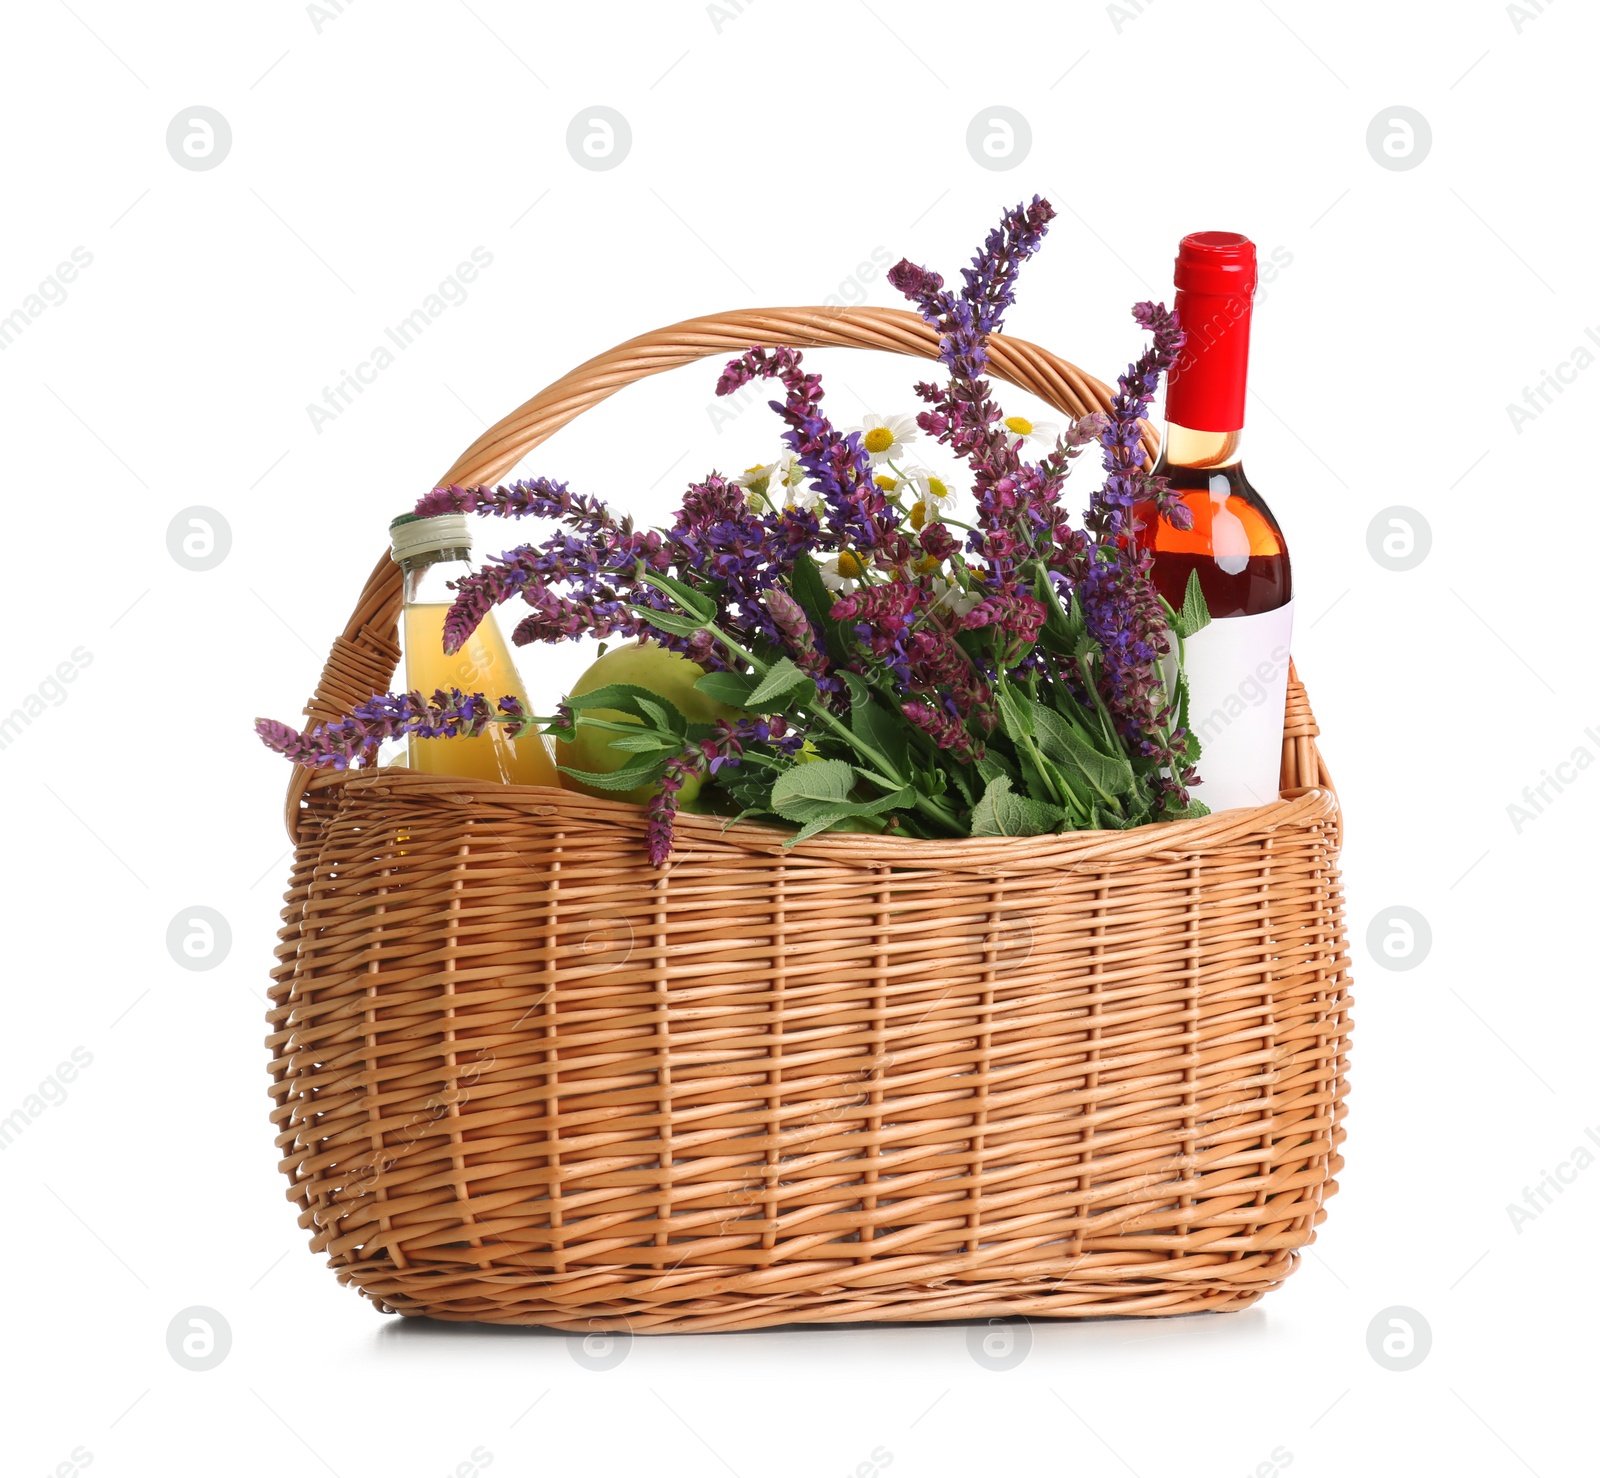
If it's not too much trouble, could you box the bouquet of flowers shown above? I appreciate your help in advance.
[259,197,1213,865]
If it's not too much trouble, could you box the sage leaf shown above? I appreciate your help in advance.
[770,758,855,809]
[1030,700,1136,801]
[556,760,666,792]
[566,683,687,731]
[693,671,759,709]
[970,775,1065,837]
[1174,567,1212,641]
[636,569,718,624]
[748,656,815,709]
[627,602,711,641]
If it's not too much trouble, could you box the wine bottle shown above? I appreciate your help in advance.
[1134,231,1294,812]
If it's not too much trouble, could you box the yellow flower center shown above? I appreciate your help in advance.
[926,476,948,501]
[874,473,899,492]
[914,555,941,577]
[1003,416,1033,436]
[863,426,895,454]
[838,550,867,578]
[909,501,927,530]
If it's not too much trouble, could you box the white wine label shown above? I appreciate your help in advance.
[1179,600,1295,813]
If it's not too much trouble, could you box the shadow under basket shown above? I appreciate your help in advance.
[266,305,1352,1332]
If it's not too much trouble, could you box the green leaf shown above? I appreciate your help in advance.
[1064,589,1088,646]
[748,656,815,709]
[1090,802,1138,831]
[604,732,680,754]
[1030,701,1136,802]
[788,554,833,622]
[825,673,912,782]
[566,683,687,731]
[1173,567,1212,641]
[852,696,910,779]
[1028,700,1085,763]
[1026,564,1071,656]
[789,813,874,845]
[970,776,1065,837]
[632,695,673,731]
[636,568,718,624]
[994,682,1035,745]
[945,764,976,808]
[768,759,916,838]
[1015,744,1063,808]
[1165,667,1201,773]
[779,788,917,843]
[565,683,666,714]
[976,750,1016,786]
[693,671,759,709]
[770,758,855,810]
[627,602,710,641]
[713,764,777,810]
[785,817,839,846]
[555,760,665,792]
[790,556,852,665]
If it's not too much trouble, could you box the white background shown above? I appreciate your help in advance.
[2,0,1594,1473]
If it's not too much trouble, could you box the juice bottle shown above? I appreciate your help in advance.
[389,511,559,787]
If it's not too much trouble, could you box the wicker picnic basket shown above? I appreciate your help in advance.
[266,305,1351,1332]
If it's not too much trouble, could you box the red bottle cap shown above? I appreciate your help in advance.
[1165,231,1257,434]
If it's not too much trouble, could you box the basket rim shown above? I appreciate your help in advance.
[306,764,1339,872]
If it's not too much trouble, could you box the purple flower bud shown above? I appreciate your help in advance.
[919,522,958,560]
[901,701,982,764]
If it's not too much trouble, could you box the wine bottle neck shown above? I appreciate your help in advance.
[1159,422,1244,471]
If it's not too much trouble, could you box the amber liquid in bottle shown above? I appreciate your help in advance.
[390,514,559,788]
[1133,425,1291,619]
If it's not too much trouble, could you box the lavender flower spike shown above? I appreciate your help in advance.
[255,690,530,771]
[1088,300,1189,539]
[888,195,1055,372]
[416,478,620,537]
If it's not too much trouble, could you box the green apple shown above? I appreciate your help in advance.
[557,640,738,805]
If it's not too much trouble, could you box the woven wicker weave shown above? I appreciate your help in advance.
[267,306,1350,1331]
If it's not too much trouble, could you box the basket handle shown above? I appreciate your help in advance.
[284,305,1142,832]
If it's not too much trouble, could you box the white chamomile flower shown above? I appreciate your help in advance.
[820,550,868,594]
[735,461,779,507]
[771,451,819,511]
[851,412,920,465]
[1000,413,1061,447]
[899,466,958,523]
[741,453,818,512]
[930,576,979,619]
